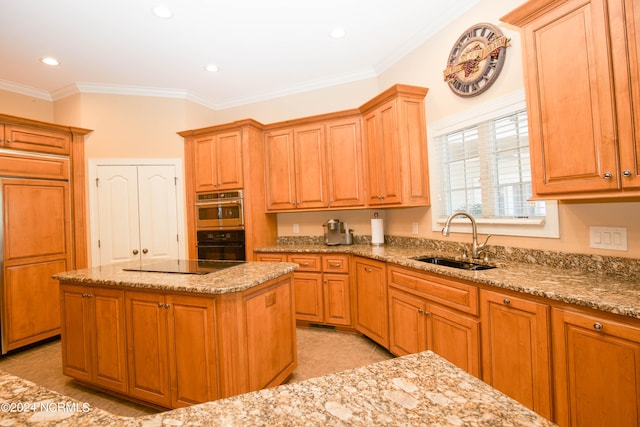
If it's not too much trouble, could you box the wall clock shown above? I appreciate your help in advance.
[443,23,510,97]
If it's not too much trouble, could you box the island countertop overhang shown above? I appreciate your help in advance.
[53,260,299,295]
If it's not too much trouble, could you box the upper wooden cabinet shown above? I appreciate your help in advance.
[1,123,70,155]
[503,0,640,198]
[264,123,327,210]
[264,115,367,212]
[359,85,430,207]
[193,130,243,192]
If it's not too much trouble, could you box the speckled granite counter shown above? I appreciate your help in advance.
[52,260,299,295]
[0,350,554,426]
[255,244,640,319]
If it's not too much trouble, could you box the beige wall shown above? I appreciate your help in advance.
[1,0,639,259]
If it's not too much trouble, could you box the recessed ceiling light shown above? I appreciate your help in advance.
[205,64,220,73]
[40,57,60,66]
[152,5,173,19]
[330,27,346,39]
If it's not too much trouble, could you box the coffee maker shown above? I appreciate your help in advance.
[323,219,353,246]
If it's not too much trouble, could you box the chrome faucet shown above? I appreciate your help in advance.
[442,211,492,259]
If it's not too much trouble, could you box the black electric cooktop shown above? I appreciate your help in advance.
[123,259,246,275]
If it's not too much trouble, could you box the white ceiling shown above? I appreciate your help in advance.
[0,0,479,110]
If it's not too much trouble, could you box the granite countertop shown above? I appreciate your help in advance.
[52,260,299,295]
[255,244,640,320]
[0,350,554,426]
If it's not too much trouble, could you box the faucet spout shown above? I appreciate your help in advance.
[441,211,491,259]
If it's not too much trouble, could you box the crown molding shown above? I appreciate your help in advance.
[0,79,53,101]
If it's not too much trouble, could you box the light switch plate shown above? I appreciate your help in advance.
[589,226,627,251]
[412,222,419,235]
[293,224,299,234]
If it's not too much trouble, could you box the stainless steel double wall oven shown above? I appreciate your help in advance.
[195,190,245,260]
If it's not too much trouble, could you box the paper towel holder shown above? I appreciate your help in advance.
[371,212,384,247]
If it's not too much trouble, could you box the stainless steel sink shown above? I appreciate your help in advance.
[413,256,496,271]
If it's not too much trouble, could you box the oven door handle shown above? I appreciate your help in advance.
[195,200,240,206]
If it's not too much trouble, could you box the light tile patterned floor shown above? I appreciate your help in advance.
[0,327,394,417]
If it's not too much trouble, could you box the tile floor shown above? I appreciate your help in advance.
[0,326,394,418]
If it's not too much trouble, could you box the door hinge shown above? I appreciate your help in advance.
[176,234,179,242]
[174,177,178,186]
[95,177,99,187]
[97,239,101,248]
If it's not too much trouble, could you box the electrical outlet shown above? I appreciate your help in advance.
[293,224,299,234]
[589,226,627,251]
[412,222,419,235]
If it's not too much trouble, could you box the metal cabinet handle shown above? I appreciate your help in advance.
[418,309,423,314]
[503,298,511,305]
[328,262,341,268]
[142,248,148,254]
[623,170,632,177]
[0,138,4,142]
[300,262,309,266]
[133,249,139,255]
[603,172,613,179]
[593,322,603,331]
[365,268,373,272]
[5,139,11,143]
[165,303,170,308]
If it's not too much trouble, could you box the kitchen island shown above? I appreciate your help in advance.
[0,349,554,426]
[53,260,299,409]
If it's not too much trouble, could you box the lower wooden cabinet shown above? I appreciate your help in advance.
[387,266,480,377]
[126,291,218,408]
[552,308,640,427]
[256,253,352,327]
[353,257,388,347]
[480,289,552,420]
[60,284,128,394]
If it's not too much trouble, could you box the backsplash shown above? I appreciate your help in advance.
[277,235,640,281]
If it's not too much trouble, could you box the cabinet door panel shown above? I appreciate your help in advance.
[244,278,296,391]
[293,124,327,209]
[264,129,296,210]
[523,0,617,194]
[388,288,427,356]
[168,295,218,407]
[323,274,351,326]
[482,290,552,419]
[428,304,480,378]
[553,309,640,427]
[292,272,323,322]
[354,258,388,347]
[4,260,65,351]
[194,135,216,191]
[126,292,170,407]
[60,285,91,382]
[215,131,244,189]
[326,118,365,207]
[92,288,128,393]
[4,124,70,155]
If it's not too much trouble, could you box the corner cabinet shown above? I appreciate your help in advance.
[552,308,640,427]
[359,85,430,207]
[353,257,389,347]
[503,0,640,199]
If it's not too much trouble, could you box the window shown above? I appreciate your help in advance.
[429,91,558,238]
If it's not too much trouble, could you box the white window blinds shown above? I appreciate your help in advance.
[435,108,546,222]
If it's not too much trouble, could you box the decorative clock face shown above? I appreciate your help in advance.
[443,23,510,97]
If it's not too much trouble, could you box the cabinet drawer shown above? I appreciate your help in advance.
[388,266,478,316]
[255,253,287,263]
[288,254,321,272]
[0,152,69,180]
[322,255,349,273]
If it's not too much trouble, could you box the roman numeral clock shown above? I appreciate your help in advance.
[443,23,510,97]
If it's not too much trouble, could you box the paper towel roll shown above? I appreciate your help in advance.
[371,218,384,246]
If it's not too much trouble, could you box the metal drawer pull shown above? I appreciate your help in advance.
[365,268,373,272]
[593,322,603,331]
[503,298,510,305]
[603,172,613,179]
[623,170,632,177]
[328,262,341,268]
